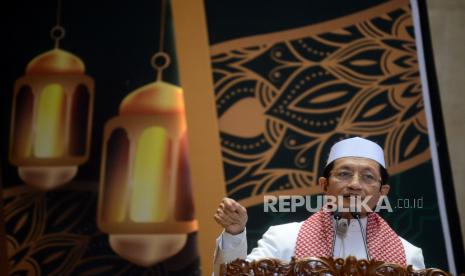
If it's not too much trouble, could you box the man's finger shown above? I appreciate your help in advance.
[214,213,230,227]
[220,204,238,217]
[222,198,238,212]
[224,210,242,222]
[236,204,247,216]
[214,214,230,227]
[221,205,239,216]
[217,209,235,225]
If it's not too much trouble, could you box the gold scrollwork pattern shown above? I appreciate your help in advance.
[2,185,199,275]
[211,1,430,206]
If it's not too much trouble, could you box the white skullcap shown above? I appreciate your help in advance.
[326,137,386,168]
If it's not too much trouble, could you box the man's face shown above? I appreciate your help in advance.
[319,157,390,214]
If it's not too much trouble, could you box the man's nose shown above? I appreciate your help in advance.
[347,174,362,189]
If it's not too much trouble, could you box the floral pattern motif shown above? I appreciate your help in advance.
[2,186,199,275]
[212,3,429,206]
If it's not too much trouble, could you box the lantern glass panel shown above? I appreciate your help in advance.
[12,85,34,158]
[69,84,90,156]
[34,83,66,158]
[102,128,130,223]
[130,126,171,223]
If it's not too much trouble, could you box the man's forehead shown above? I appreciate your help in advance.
[333,157,380,169]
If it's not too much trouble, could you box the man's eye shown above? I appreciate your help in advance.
[337,171,351,177]
[362,174,375,181]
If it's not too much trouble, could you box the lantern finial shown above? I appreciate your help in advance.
[51,0,64,49]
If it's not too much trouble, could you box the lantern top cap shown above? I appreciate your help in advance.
[119,81,185,116]
[26,49,85,74]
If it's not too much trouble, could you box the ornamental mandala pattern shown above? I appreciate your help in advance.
[2,185,199,275]
[211,3,429,206]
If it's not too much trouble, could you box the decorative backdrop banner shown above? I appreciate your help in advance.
[1,0,464,275]
[0,0,200,275]
[203,0,463,272]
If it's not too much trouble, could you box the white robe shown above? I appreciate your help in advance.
[214,218,425,272]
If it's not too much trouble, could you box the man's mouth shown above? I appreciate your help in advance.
[342,194,363,199]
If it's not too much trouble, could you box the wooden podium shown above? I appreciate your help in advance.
[220,256,456,275]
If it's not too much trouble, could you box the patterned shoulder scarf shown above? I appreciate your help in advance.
[294,210,406,265]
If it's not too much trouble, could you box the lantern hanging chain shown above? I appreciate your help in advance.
[151,0,171,81]
[56,0,62,28]
[159,0,166,54]
[50,0,65,49]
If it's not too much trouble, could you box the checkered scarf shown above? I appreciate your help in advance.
[294,210,406,265]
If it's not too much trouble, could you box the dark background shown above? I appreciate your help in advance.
[1,0,180,189]
[0,1,200,275]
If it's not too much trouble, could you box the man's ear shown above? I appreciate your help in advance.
[319,177,328,191]
[380,184,390,195]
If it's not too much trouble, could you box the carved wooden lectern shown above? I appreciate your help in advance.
[220,256,456,276]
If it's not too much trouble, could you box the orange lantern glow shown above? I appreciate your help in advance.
[9,26,94,190]
[97,53,197,266]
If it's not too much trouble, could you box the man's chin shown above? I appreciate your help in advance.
[338,201,372,214]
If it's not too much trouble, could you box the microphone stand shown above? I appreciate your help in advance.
[351,211,370,261]
[331,211,341,257]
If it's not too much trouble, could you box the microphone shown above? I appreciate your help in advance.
[351,211,370,261]
[336,220,348,236]
[331,211,342,257]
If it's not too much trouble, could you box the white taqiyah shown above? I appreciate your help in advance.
[326,137,386,168]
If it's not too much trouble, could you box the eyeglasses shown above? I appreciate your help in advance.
[330,169,381,185]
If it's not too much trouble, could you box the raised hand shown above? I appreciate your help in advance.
[213,197,248,235]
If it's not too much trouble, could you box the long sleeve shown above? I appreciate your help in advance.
[246,223,301,261]
[400,238,425,269]
[213,229,248,276]
[213,222,301,271]
[214,229,248,264]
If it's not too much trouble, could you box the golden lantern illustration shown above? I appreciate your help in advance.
[97,46,197,266]
[9,23,94,190]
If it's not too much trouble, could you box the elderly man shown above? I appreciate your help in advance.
[213,137,425,269]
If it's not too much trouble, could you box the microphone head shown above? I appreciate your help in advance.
[333,210,342,220]
[351,211,361,219]
[336,220,348,236]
